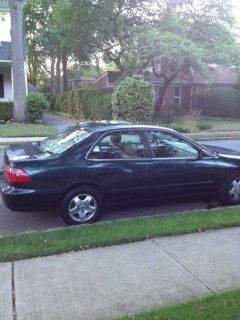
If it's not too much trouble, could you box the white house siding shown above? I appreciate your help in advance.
[0,64,13,102]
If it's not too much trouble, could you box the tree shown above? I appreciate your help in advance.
[128,0,240,112]
[10,0,28,122]
[64,0,154,72]
[24,0,97,93]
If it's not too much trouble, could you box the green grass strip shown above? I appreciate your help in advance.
[1,207,240,263]
[0,123,57,137]
[117,288,240,320]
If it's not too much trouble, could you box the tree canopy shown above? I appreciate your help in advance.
[24,0,240,102]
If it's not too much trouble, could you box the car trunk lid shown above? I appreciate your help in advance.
[3,142,52,166]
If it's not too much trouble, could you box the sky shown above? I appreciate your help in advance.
[0,0,240,41]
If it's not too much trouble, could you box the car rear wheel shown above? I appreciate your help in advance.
[219,172,240,205]
[61,186,103,225]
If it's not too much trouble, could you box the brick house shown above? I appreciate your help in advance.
[93,69,240,113]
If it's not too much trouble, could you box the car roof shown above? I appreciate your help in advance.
[74,120,175,133]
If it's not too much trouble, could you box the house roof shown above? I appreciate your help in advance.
[192,68,240,85]
[94,68,240,87]
[0,41,11,61]
[108,71,123,84]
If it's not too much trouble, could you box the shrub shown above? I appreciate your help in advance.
[197,122,213,131]
[154,104,189,124]
[170,110,201,133]
[27,93,49,123]
[52,88,112,121]
[196,87,240,118]
[112,75,155,122]
[0,102,13,122]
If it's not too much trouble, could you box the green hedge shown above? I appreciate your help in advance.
[196,87,240,118]
[51,88,112,121]
[0,102,13,122]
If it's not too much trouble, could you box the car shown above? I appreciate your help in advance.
[1,121,240,225]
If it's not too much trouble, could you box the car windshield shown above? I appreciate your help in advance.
[39,127,91,155]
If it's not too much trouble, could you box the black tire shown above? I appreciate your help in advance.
[61,186,103,225]
[219,171,240,206]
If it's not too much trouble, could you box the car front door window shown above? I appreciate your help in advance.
[146,131,199,159]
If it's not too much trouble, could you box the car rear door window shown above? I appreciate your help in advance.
[146,131,199,159]
[89,131,146,160]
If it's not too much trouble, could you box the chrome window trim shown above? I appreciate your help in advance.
[86,156,213,162]
[85,128,215,161]
[85,130,148,161]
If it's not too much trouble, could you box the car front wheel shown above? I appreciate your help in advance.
[219,172,240,205]
[61,186,103,225]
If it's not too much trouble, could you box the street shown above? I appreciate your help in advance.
[0,139,239,236]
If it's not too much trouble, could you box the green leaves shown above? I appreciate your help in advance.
[112,75,155,121]
[27,93,49,122]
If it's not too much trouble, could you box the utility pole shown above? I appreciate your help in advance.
[9,0,27,122]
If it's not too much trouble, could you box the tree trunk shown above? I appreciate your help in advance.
[62,48,68,93]
[55,55,61,94]
[50,56,56,93]
[154,74,178,115]
[10,0,27,122]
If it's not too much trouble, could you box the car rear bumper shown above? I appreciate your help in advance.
[0,173,59,212]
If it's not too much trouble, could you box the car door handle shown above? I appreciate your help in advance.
[156,169,172,175]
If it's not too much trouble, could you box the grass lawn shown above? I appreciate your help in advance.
[202,117,240,132]
[0,207,240,263]
[117,289,240,320]
[0,123,57,137]
[184,117,240,140]
[188,131,240,141]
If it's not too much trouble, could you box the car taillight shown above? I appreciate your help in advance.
[3,166,32,183]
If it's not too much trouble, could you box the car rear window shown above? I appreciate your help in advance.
[39,127,91,155]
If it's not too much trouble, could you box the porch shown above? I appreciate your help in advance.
[0,61,13,102]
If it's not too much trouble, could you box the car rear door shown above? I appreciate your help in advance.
[86,130,154,203]
[144,130,218,199]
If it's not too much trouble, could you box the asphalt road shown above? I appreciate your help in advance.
[0,139,239,236]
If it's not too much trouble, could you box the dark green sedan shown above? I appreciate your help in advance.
[1,121,240,225]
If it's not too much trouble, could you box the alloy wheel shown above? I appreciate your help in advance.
[68,194,97,223]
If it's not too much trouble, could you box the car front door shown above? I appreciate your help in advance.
[86,130,154,203]
[144,130,218,199]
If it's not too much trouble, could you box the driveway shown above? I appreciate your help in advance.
[42,112,76,131]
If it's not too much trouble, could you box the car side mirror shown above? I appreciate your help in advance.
[199,149,208,159]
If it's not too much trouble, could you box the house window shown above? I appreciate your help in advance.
[159,87,165,105]
[0,74,4,98]
[174,86,181,105]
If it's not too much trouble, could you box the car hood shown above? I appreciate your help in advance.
[202,144,240,159]
[4,142,51,165]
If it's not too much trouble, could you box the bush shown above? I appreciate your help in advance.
[154,104,189,124]
[197,122,213,131]
[27,93,49,123]
[196,87,240,118]
[0,102,13,122]
[52,88,112,121]
[112,75,155,122]
[170,110,201,133]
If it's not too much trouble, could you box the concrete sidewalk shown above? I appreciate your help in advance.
[1,227,240,320]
